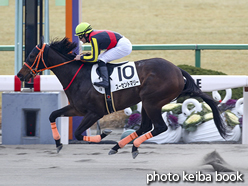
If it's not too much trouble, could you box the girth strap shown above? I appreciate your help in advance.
[104,83,116,114]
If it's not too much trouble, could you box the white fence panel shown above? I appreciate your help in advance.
[0,75,248,144]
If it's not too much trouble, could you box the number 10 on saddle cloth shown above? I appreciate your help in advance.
[91,61,141,94]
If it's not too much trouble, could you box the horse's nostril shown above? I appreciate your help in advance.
[17,73,23,80]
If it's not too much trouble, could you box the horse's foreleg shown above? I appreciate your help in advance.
[109,107,152,155]
[74,111,112,142]
[49,105,79,153]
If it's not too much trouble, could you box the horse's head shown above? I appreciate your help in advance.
[17,42,48,82]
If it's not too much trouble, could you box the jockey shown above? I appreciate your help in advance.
[74,22,132,88]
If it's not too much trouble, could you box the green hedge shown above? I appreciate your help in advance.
[177,65,243,100]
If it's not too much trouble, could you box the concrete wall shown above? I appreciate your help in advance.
[2,92,62,144]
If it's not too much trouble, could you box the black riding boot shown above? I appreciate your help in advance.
[94,61,109,88]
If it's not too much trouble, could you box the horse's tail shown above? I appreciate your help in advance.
[178,68,227,138]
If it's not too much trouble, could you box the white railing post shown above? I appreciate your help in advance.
[242,87,248,144]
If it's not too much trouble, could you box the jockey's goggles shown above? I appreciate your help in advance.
[78,35,84,39]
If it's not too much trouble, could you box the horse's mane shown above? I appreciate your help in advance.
[49,37,78,60]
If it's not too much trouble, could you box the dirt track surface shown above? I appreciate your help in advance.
[0,141,247,185]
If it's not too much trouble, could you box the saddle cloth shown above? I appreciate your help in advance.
[91,61,141,94]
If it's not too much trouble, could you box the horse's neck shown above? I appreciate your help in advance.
[47,50,87,89]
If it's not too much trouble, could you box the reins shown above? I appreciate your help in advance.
[24,43,76,77]
[25,43,84,90]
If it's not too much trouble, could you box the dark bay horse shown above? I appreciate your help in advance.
[17,38,226,158]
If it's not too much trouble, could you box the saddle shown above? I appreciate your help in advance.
[95,62,128,80]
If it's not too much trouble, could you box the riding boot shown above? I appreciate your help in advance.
[94,61,109,88]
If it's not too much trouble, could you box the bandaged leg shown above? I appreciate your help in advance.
[118,132,138,148]
[51,122,60,140]
[83,135,101,143]
[133,132,153,148]
[109,131,139,155]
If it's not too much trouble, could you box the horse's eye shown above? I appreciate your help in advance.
[28,54,36,61]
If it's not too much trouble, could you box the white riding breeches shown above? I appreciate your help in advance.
[98,37,132,63]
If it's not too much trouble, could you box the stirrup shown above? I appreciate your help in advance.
[94,81,109,88]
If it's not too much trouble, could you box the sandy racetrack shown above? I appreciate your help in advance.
[0,129,247,185]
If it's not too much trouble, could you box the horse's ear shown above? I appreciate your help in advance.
[38,36,44,48]
[41,36,44,45]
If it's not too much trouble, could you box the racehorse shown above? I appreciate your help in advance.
[17,38,226,159]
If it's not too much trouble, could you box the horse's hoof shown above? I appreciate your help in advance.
[108,149,117,155]
[132,150,139,159]
[103,129,112,135]
[57,144,63,153]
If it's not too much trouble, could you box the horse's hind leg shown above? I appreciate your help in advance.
[131,106,168,159]
[109,107,153,155]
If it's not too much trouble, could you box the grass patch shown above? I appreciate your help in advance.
[0,0,247,121]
